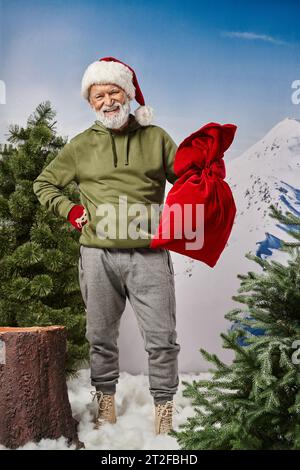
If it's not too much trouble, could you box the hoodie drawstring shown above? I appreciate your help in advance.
[108,131,130,167]
[108,132,118,168]
[124,134,129,165]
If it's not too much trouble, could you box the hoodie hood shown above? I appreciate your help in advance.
[90,113,143,167]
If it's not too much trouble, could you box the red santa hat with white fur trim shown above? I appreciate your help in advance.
[81,56,154,126]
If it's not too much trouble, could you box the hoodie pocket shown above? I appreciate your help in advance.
[162,249,174,276]
[80,197,93,230]
[78,245,88,310]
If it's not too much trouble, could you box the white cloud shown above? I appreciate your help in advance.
[221,30,290,46]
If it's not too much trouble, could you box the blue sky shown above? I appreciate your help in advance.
[0,0,299,159]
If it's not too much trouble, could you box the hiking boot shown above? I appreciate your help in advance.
[90,390,117,429]
[154,399,175,435]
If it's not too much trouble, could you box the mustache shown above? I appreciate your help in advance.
[102,104,121,112]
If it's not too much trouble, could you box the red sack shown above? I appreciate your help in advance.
[150,122,237,267]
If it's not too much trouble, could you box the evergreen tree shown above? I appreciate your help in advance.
[0,101,89,376]
[171,204,300,449]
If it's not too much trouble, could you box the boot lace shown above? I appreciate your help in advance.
[156,400,179,433]
[90,390,115,425]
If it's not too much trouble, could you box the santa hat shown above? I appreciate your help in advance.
[81,56,154,126]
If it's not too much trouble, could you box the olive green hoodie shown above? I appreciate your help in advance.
[33,113,178,248]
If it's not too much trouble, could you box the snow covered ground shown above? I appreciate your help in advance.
[0,369,210,450]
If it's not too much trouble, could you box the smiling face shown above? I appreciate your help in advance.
[88,83,131,130]
[88,83,127,111]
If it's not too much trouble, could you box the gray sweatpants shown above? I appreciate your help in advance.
[78,245,180,405]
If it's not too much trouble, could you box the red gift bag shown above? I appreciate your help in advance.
[150,122,237,267]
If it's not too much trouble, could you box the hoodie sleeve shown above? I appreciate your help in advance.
[33,141,77,219]
[163,130,178,185]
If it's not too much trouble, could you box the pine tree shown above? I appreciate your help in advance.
[0,101,89,376]
[171,204,300,449]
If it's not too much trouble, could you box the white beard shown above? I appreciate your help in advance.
[94,97,131,130]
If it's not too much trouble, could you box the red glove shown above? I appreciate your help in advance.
[67,205,88,232]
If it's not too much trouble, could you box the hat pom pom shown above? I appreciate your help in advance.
[134,105,154,126]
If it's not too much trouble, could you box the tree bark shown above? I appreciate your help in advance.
[0,326,83,449]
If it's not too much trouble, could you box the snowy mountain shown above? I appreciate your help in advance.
[226,117,300,260]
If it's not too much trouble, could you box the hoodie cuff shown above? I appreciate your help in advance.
[58,199,77,220]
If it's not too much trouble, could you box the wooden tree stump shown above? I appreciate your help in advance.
[0,326,83,449]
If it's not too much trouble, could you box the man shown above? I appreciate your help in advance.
[33,56,180,435]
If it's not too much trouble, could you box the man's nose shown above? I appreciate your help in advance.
[103,94,114,106]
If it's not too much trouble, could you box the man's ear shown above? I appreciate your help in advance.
[88,87,93,108]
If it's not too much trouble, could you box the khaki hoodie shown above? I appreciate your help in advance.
[33,113,178,248]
